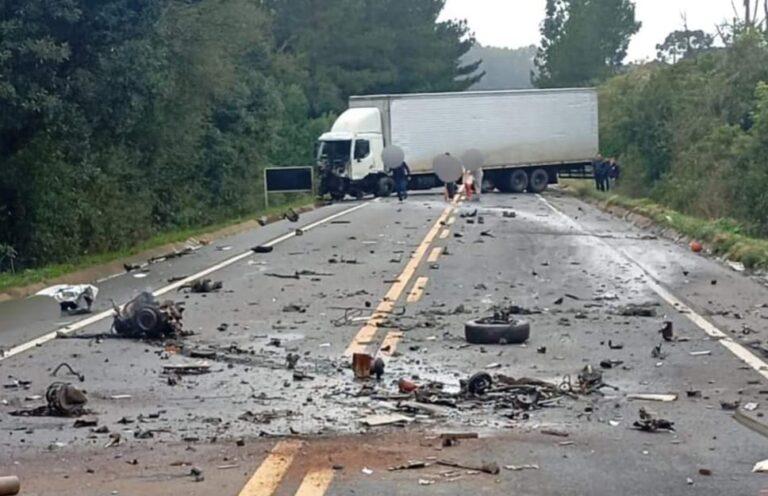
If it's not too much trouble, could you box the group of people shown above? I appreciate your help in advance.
[394,158,484,203]
[593,154,620,192]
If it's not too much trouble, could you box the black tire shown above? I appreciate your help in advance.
[134,306,161,335]
[528,168,549,193]
[375,177,394,198]
[506,170,528,193]
[465,319,530,344]
[352,189,365,201]
[330,191,345,202]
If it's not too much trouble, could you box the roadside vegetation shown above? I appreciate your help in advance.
[0,0,480,276]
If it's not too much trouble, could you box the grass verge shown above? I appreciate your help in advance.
[562,181,768,270]
[0,195,314,294]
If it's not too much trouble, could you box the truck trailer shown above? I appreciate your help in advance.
[316,88,598,200]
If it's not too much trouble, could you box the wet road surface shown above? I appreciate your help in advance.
[1,189,767,495]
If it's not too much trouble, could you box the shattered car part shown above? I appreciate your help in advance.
[181,279,222,293]
[112,292,184,339]
[46,382,88,416]
[633,407,675,432]
[467,372,493,395]
[37,284,98,314]
[0,476,20,496]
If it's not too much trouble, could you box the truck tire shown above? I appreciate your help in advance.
[505,170,528,193]
[465,319,530,344]
[330,191,345,202]
[375,177,394,198]
[528,168,549,193]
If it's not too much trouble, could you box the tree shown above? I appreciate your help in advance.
[533,0,641,88]
[656,29,714,63]
[265,0,482,116]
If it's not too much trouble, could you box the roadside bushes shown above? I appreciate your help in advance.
[599,31,768,237]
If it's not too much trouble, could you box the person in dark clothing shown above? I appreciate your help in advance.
[601,159,611,192]
[609,159,621,187]
[392,161,410,201]
[593,154,605,191]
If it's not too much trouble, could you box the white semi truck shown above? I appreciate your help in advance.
[316,88,599,200]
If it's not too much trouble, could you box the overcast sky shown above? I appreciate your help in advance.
[439,0,739,61]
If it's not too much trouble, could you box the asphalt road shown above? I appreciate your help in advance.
[1,189,767,496]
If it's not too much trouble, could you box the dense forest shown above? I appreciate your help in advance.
[0,0,480,271]
[464,45,535,90]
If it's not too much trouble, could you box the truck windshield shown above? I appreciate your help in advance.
[318,140,351,167]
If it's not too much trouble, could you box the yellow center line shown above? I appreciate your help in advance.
[344,203,455,357]
[406,276,429,303]
[238,440,302,496]
[427,247,442,263]
[294,468,335,496]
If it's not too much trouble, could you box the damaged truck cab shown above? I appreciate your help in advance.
[317,108,391,201]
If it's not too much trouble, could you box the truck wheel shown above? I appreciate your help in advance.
[352,189,365,201]
[465,319,530,344]
[528,168,549,193]
[506,170,528,193]
[330,191,345,202]
[375,177,394,198]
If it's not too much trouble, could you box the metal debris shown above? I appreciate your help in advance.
[36,284,98,315]
[633,408,675,432]
[112,292,185,339]
[51,362,84,382]
[181,279,223,293]
[10,382,88,417]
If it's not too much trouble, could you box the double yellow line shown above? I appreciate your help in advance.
[344,200,459,359]
[238,441,333,496]
[238,196,462,496]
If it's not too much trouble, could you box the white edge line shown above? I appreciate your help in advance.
[537,194,768,381]
[0,201,371,362]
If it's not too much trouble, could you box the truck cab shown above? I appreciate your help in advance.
[317,108,390,200]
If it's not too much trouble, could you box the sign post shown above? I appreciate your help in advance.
[263,166,315,208]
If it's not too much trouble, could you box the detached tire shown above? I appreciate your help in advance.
[528,168,549,193]
[465,319,530,344]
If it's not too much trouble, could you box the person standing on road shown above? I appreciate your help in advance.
[444,180,457,202]
[609,159,621,188]
[472,167,484,201]
[463,169,475,201]
[593,154,605,191]
[392,160,410,201]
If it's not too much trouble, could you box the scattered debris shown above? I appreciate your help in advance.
[753,460,768,473]
[51,362,84,382]
[720,400,740,411]
[504,464,540,471]
[37,284,98,315]
[389,461,429,471]
[659,321,674,342]
[360,413,413,427]
[181,279,223,293]
[10,382,88,417]
[633,408,675,432]
[113,292,184,339]
[689,350,711,357]
[627,394,678,402]
[618,303,658,317]
[744,402,759,412]
[252,245,274,253]
[283,208,300,222]
[162,363,211,375]
[436,459,500,475]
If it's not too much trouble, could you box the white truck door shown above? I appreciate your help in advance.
[351,135,384,181]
